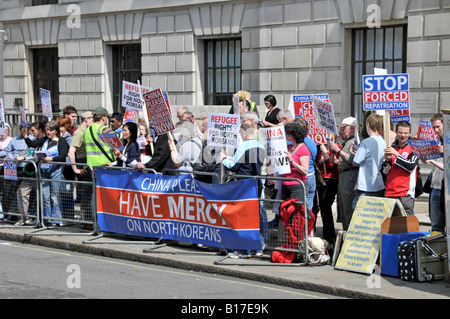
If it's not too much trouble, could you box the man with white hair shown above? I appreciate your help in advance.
[330,116,358,231]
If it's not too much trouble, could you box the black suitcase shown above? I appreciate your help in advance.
[398,240,417,282]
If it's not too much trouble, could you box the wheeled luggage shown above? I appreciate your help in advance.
[398,233,447,282]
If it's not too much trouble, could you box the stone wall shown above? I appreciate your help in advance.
[0,0,448,126]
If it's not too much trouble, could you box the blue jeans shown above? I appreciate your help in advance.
[306,174,316,211]
[41,166,62,224]
[430,188,445,233]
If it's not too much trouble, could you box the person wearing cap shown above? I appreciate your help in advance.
[69,111,94,216]
[83,107,115,168]
[329,116,358,231]
[68,111,94,175]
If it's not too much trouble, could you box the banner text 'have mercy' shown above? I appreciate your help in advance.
[96,169,261,250]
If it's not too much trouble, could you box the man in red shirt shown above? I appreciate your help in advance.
[383,121,419,215]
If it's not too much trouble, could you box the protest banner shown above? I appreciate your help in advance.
[143,88,175,135]
[40,88,52,119]
[4,153,17,181]
[207,113,240,149]
[363,73,409,111]
[98,132,124,151]
[288,93,331,144]
[407,139,443,160]
[312,96,338,136]
[417,120,438,140]
[96,168,262,250]
[0,98,6,135]
[122,81,152,111]
[335,196,406,275]
[259,126,290,175]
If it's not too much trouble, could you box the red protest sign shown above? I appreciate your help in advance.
[143,88,175,135]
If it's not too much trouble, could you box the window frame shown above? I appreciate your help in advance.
[204,38,242,106]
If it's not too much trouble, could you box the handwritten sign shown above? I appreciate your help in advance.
[335,196,406,275]
[207,113,240,149]
[313,96,338,136]
[143,88,175,135]
[259,126,290,175]
[407,139,443,160]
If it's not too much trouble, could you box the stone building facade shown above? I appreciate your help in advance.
[0,0,449,130]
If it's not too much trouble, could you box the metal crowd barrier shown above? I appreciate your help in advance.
[82,166,164,245]
[214,174,310,266]
[0,160,40,228]
[23,162,98,237]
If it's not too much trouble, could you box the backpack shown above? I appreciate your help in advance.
[192,140,216,172]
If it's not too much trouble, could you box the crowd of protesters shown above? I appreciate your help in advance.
[0,93,446,258]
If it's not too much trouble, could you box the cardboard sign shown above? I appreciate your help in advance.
[40,88,52,118]
[335,196,406,275]
[207,113,240,149]
[98,132,124,151]
[417,121,438,140]
[363,73,409,111]
[407,139,443,160]
[313,96,338,136]
[143,88,175,135]
[259,126,290,175]
[122,81,152,111]
[288,93,332,144]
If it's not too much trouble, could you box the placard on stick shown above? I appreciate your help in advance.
[334,196,406,275]
[143,88,175,136]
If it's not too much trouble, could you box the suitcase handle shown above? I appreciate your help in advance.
[421,241,448,260]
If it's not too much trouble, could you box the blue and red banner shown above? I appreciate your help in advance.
[96,169,262,250]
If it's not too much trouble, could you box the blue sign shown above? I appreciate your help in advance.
[363,73,409,111]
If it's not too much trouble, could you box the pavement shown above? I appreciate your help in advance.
[0,194,449,300]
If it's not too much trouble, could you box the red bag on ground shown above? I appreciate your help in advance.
[271,198,315,263]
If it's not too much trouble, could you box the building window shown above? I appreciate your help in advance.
[32,0,58,5]
[33,48,59,113]
[112,44,142,113]
[351,25,407,121]
[205,38,241,105]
